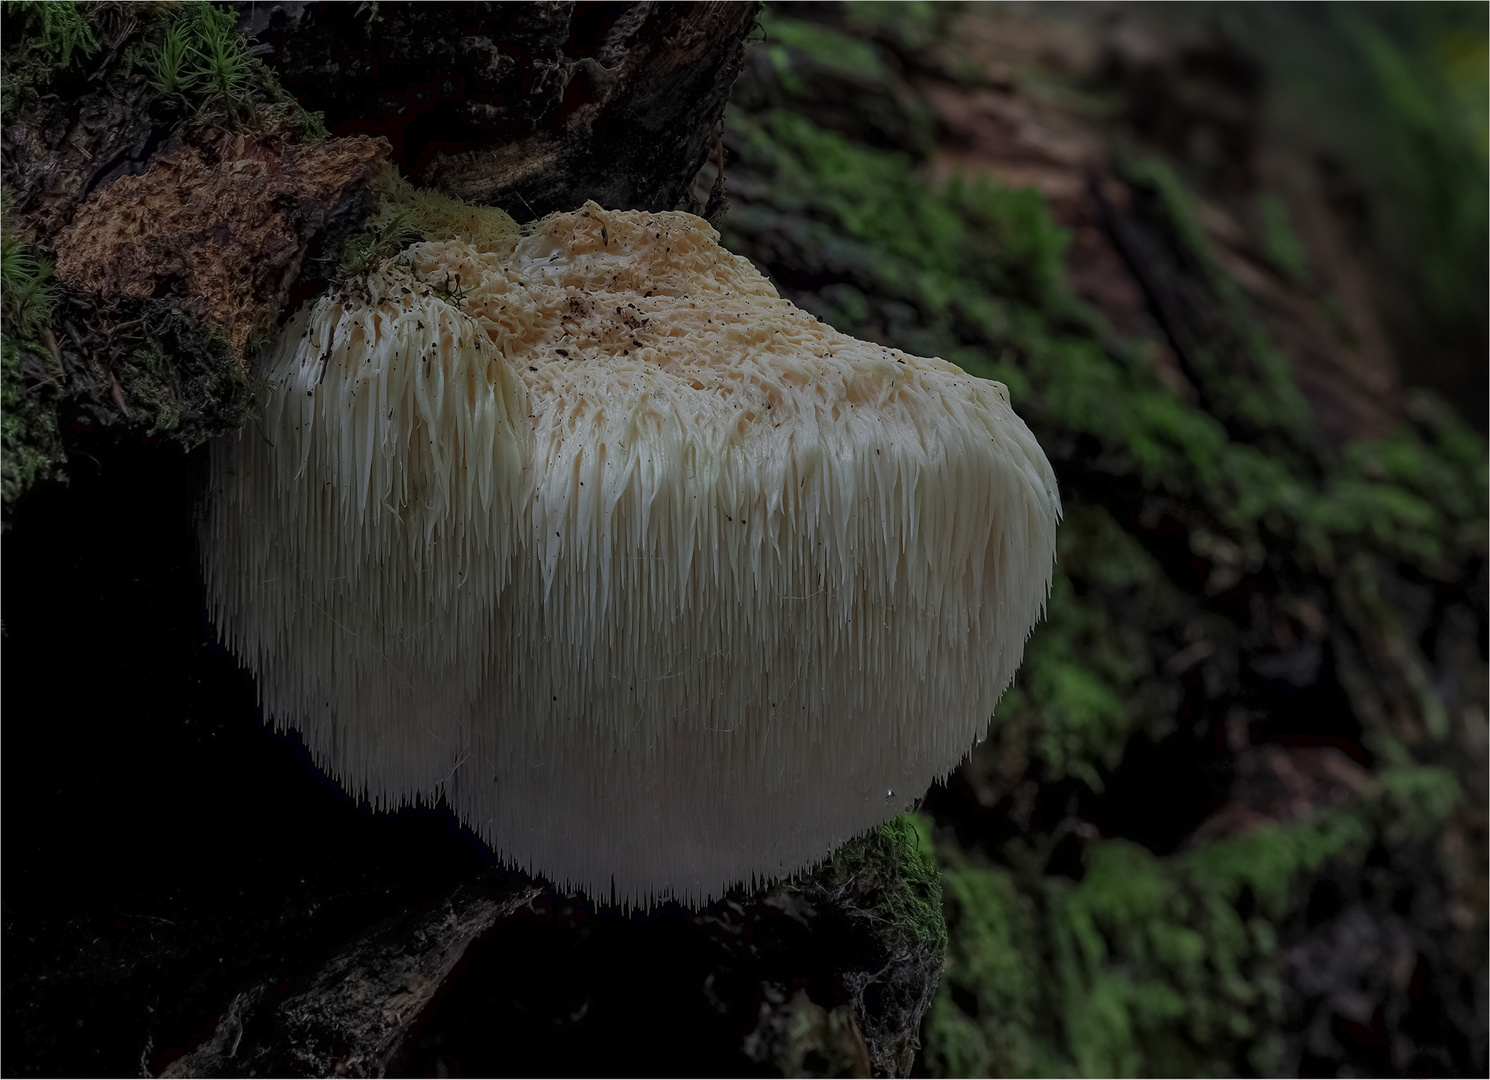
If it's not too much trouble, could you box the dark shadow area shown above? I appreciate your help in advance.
[1,437,485,1075]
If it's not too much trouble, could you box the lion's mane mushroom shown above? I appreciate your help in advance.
[202,201,1060,905]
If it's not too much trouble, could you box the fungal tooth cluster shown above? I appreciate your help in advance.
[202,201,1061,906]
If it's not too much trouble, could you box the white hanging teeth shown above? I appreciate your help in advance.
[201,201,1062,907]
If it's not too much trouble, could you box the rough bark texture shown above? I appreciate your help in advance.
[1,79,163,247]
[158,877,542,1078]
[247,1,756,219]
[55,134,387,352]
[137,816,939,1079]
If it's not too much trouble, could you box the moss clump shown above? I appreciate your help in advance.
[1257,192,1309,283]
[133,1,327,140]
[819,814,948,955]
[1,193,57,337]
[737,12,937,162]
[1117,155,1317,455]
[759,8,890,83]
[2,183,260,509]
[806,814,947,1076]
[989,506,1189,791]
[2,193,64,505]
[2,1,325,139]
[0,0,100,116]
[927,770,1458,1078]
[337,168,521,278]
[1,329,64,506]
[101,300,261,445]
[1313,395,1489,578]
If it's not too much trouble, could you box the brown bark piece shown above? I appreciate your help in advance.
[53,135,389,355]
[158,876,541,1078]
[0,83,160,248]
[422,2,758,212]
[250,1,758,218]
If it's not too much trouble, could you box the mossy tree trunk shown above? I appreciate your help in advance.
[715,6,1485,1077]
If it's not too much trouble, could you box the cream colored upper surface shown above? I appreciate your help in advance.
[403,202,1015,438]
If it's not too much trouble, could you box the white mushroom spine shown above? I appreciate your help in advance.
[202,204,1061,907]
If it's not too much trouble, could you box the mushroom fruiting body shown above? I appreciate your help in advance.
[202,203,1060,905]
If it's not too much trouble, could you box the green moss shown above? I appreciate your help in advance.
[927,790,1434,1078]
[1313,397,1489,576]
[804,814,949,1076]
[922,865,1048,1077]
[1,329,64,505]
[998,569,1145,790]
[726,104,1486,589]
[2,1,326,139]
[1118,155,1316,450]
[820,814,948,955]
[1375,764,1462,844]
[2,193,257,507]
[737,10,938,160]
[723,76,1485,1077]
[1,200,57,338]
[1257,192,1309,283]
[962,501,1194,791]
[113,302,260,445]
[338,210,420,278]
[139,2,325,137]
[924,755,1464,1077]
[0,0,99,114]
[10,0,97,66]
[759,9,888,81]
[1,191,64,506]
[336,167,520,278]
[839,1,948,56]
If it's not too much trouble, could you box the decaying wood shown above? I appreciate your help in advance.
[158,877,542,1078]
[246,1,759,219]
[54,135,388,354]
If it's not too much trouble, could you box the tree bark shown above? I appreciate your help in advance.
[245,1,756,219]
[158,877,542,1078]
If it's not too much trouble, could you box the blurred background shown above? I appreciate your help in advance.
[710,2,1487,1074]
